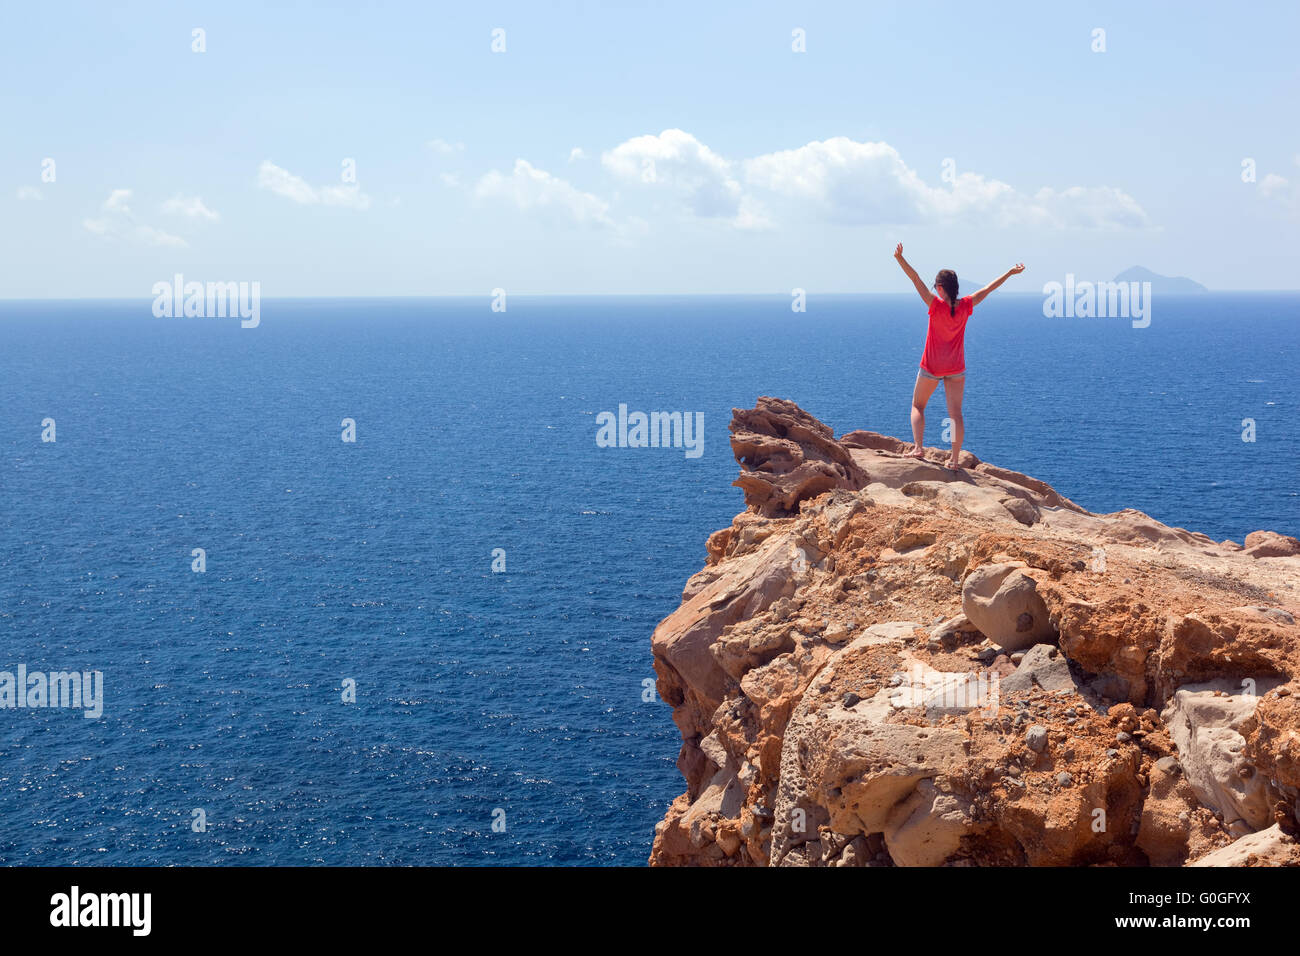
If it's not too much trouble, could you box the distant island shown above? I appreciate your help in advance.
[1114,266,1208,294]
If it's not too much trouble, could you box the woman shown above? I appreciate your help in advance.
[893,243,1024,468]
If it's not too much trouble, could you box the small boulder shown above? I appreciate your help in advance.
[961,563,1056,652]
[1002,643,1077,696]
[1243,530,1300,559]
[823,621,850,644]
[1162,678,1281,834]
[1000,496,1040,526]
[1234,605,1296,626]
[1189,825,1300,866]
[1155,756,1181,775]
[1026,725,1049,753]
[929,613,980,646]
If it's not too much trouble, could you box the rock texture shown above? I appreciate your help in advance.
[730,397,869,518]
[650,397,1300,867]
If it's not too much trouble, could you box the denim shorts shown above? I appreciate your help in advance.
[918,367,965,382]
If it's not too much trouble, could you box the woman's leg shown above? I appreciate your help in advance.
[909,372,940,458]
[943,374,965,468]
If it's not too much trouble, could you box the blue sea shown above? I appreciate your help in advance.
[0,293,1296,865]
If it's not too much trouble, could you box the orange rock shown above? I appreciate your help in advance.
[650,398,1300,867]
[1245,530,1300,559]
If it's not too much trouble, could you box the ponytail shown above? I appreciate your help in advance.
[934,270,960,318]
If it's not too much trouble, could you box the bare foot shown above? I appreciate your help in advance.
[946,454,962,470]
[906,445,926,459]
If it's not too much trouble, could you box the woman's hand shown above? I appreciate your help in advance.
[895,244,933,305]
[973,262,1025,306]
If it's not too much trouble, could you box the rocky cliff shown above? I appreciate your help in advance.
[649,397,1300,867]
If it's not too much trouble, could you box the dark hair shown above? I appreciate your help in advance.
[935,270,959,317]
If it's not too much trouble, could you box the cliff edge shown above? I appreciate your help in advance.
[650,397,1300,867]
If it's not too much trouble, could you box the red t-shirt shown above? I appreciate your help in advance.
[920,294,974,376]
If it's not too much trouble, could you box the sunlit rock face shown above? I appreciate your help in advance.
[650,397,1300,867]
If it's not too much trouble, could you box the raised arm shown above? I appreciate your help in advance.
[893,243,933,307]
[971,262,1025,307]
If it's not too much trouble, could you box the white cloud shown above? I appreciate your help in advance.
[103,188,133,214]
[16,185,42,201]
[257,160,371,210]
[603,128,751,224]
[257,162,315,204]
[316,183,371,209]
[744,138,932,224]
[474,159,616,229]
[1259,172,1298,213]
[601,130,1149,230]
[1260,173,1289,197]
[743,136,1149,229]
[132,224,188,247]
[569,147,586,162]
[440,172,461,188]
[733,196,771,230]
[83,188,188,247]
[428,138,465,154]
[81,216,186,247]
[1017,185,1150,229]
[162,194,220,222]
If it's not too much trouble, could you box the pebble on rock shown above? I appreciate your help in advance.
[1025,725,1049,753]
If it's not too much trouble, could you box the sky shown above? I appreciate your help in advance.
[2,0,1298,297]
